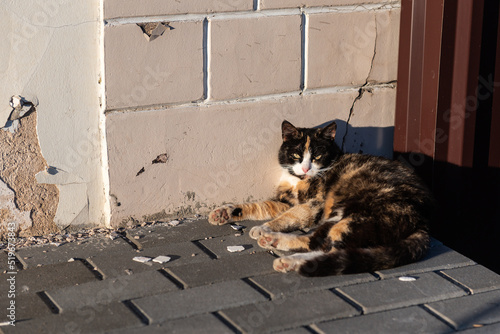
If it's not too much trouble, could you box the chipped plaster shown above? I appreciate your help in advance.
[0,110,59,238]
[0,1,109,234]
[0,179,31,236]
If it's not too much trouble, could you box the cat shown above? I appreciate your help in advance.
[208,120,433,276]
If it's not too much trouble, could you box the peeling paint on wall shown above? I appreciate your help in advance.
[137,22,172,41]
[0,101,59,238]
[152,153,168,164]
[135,152,170,177]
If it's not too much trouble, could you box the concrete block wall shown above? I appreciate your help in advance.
[103,1,401,225]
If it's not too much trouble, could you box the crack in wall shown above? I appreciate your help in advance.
[366,15,378,84]
[33,20,99,29]
[341,16,378,152]
[342,87,365,152]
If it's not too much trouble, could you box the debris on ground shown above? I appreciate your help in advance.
[227,245,245,253]
[230,224,244,231]
[0,216,203,250]
[133,256,151,263]
[398,276,418,282]
[109,232,120,240]
[152,255,171,264]
[50,242,65,247]
[168,220,180,227]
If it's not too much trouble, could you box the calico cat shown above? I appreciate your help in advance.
[208,120,433,276]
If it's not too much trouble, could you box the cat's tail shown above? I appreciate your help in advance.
[298,230,430,277]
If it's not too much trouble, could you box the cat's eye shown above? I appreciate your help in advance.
[314,155,322,160]
[292,153,301,159]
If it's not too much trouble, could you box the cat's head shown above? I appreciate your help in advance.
[278,120,342,179]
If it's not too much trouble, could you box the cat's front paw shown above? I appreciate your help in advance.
[208,204,236,225]
[249,225,272,239]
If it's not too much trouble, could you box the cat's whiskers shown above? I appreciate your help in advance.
[314,166,334,177]
[317,166,334,172]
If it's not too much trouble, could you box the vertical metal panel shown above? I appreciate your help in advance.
[419,0,445,158]
[394,0,444,159]
[435,0,484,167]
[393,0,413,153]
[405,0,426,153]
[489,3,500,168]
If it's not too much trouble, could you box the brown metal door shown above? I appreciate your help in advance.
[394,0,500,273]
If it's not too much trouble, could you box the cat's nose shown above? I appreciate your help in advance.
[302,166,310,173]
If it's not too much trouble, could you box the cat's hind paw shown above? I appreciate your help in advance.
[208,204,236,225]
[249,225,272,239]
[273,256,302,273]
[257,232,280,250]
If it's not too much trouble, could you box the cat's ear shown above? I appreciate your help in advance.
[319,121,337,140]
[282,120,301,142]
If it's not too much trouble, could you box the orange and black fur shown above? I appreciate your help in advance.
[208,120,433,276]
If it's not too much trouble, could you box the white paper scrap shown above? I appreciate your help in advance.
[152,256,171,264]
[398,276,417,282]
[133,256,151,263]
[227,245,245,253]
[109,232,120,240]
[230,224,243,231]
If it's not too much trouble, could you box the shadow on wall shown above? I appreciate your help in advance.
[316,119,394,158]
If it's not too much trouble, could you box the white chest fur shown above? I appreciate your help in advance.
[279,170,301,188]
